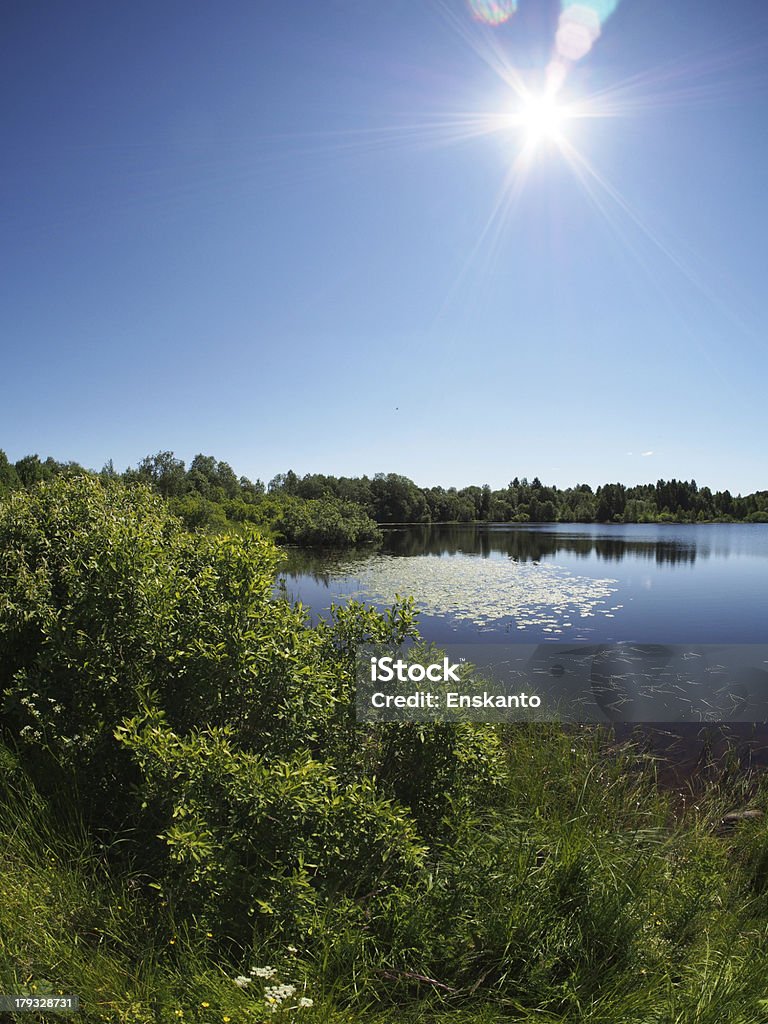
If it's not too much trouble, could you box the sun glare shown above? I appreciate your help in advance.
[515,91,567,145]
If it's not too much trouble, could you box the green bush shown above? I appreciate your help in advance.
[116,710,428,942]
[0,477,505,944]
[272,496,380,546]
[0,479,354,773]
[168,492,230,532]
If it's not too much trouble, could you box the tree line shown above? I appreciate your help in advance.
[1,450,767,545]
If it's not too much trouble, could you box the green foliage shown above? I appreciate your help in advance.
[116,712,428,942]
[132,451,188,498]
[168,492,230,532]
[0,477,332,804]
[0,477,185,792]
[4,447,768,530]
[271,496,380,546]
[256,468,768,526]
[0,448,21,495]
[7,721,768,1023]
[370,474,430,524]
[6,474,768,1022]
[0,477,501,942]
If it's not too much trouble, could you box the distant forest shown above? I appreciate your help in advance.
[2,449,768,546]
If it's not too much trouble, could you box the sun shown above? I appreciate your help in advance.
[512,91,568,146]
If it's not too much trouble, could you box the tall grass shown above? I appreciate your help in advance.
[3,728,768,1023]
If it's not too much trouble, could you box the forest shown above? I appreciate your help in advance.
[1,449,767,548]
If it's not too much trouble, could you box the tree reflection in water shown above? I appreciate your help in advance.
[380,524,698,567]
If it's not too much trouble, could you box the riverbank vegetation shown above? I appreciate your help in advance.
[2,451,767,550]
[3,477,768,1022]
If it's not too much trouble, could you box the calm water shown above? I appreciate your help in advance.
[279,523,768,646]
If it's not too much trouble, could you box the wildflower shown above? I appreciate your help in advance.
[223,1018,231,1022]
[174,1012,183,1018]
[264,984,295,1003]
[250,966,277,978]
[201,1002,210,1008]
[298,997,314,1008]
[206,932,213,938]
[233,976,251,988]
[287,945,298,954]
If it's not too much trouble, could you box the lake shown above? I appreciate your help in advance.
[279,523,768,646]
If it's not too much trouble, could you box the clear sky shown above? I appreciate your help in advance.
[2,0,767,493]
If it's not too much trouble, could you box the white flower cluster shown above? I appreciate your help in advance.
[17,692,67,743]
[264,983,295,1002]
[250,965,277,979]
[264,982,298,1013]
[232,961,313,1012]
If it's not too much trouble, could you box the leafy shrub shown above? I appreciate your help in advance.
[0,479,333,796]
[116,710,428,941]
[271,496,380,546]
[0,477,506,943]
[168,493,230,532]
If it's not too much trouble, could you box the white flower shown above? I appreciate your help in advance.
[298,997,314,1008]
[250,966,277,978]
[233,975,252,988]
[287,945,298,954]
[264,984,296,1003]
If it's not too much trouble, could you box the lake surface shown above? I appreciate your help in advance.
[279,523,768,646]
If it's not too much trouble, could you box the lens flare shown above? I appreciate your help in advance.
[557,4,601,62]
[468,0,518,28]
[562,0,619,21]
[554,0,622,70]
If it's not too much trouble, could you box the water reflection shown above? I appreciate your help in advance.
[280,524,704,583]
[278,523,768,646]
[280,546,375,585]
[377,524,698,566]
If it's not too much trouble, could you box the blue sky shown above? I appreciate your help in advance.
[2,0,767,492]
